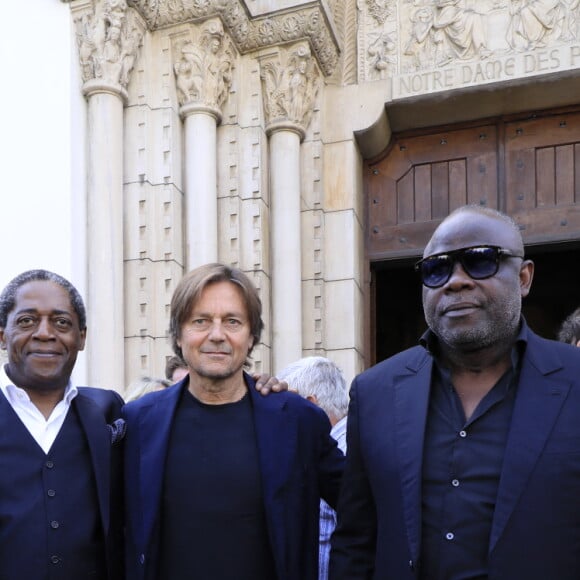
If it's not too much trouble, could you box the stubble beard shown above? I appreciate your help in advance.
[427,292,522,352]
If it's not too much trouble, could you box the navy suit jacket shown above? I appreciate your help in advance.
[0,386,124,580]
[123,373,345,580]
[75,387,125,580]
[330,327,580,580]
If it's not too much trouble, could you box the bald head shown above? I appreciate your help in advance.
[425,205,525,259]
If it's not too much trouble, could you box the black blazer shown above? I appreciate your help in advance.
[331,327,580,579]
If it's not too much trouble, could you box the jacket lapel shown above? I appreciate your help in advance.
[75,393,112,535]
[249,378,294,576]
[489,335,570,552]
[138,382,183,551]
[394,350,432,563]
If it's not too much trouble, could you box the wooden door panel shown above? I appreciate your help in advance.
[505,110,580,241]
[414,165,432,221]
[367,125,498,258]
[510,206,580,244]
[367,108,580,259]
[536,147,556,207]
[555,145,575,204]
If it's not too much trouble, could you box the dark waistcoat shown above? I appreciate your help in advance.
[0,401,105,580]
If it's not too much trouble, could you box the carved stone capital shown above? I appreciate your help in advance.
[129,0,340,76]
[71,0,145,93]
[259,42,321,138]
[172,18,235,116]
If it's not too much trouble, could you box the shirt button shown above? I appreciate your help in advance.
[139,554,146,565]
[451,479,460,487]
[47,489,56,497]
[446,532,455,540]
[459,430,467,438]
[50,555,60,564]
[50,520,60,529]
[45,461,54,469]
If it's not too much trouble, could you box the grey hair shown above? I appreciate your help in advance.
[0,269,86,329]
[125,376,172,403]
[277,356,349,421]
[558,307,580,344]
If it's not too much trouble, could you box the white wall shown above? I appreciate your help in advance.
[0,0,88,382]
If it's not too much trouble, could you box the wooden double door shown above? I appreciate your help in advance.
[368,106,580,363]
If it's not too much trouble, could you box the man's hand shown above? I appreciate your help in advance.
[253,373,289,396]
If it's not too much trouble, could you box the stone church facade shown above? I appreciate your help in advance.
[60,0,580,391]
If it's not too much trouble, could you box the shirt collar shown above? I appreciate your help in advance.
[419,317,529,368]
[0,364,78,405]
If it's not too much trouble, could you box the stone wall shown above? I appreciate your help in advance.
[61,0,580,388]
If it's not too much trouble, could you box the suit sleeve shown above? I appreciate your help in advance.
[316,410,346,510]
[329,378,377,579]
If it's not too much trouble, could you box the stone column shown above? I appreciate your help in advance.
[172,18,235,269]
[71,0,144,389]
[260,43,320,372]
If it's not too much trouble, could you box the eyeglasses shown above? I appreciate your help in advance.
[415,245,524,288]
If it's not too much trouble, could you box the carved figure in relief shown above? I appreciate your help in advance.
[174,43,203,103]
[260,43,320,129]
[368,33,397,76]
[76,0,142,88]
[202,23,234,109]
[432,0,490,65]
[560,0,580,39]
[287,45,313,122]
[404,6,437,68]
[78,14,98,80]
[119,25,142,87]
[173,20,234,110]
[507,0,566,49]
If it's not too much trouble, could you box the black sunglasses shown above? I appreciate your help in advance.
[415,245,524,288]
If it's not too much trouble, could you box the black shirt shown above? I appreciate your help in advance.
[158,388,277,580]
[419,328,525,580]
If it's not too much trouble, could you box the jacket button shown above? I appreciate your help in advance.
[139,554,145,565]
[50,555,60,564]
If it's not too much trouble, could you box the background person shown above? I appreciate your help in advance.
[164,354,188,383]
[557,306,580,347]
[278,356,349,580]
[123,263,344,580]
[0,269,124,580]
[126,375,171,402]
[330,205,580,580]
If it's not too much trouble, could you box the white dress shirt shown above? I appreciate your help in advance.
[0,364,78,454]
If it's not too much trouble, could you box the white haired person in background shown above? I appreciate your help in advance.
[278,356,349,580]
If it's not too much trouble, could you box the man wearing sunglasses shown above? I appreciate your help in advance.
[330,205,580,580]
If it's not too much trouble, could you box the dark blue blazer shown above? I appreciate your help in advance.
[123,373,345,580]
[75,387,125,580]
[330,328,580,580]
[0,386,124,580]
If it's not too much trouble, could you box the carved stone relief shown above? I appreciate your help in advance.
[74,0,145,89]
[172,18,235,111]
[259,42,321,134]
[326,0,359,85]
[130,0,340,76]
[357,0,580,83]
